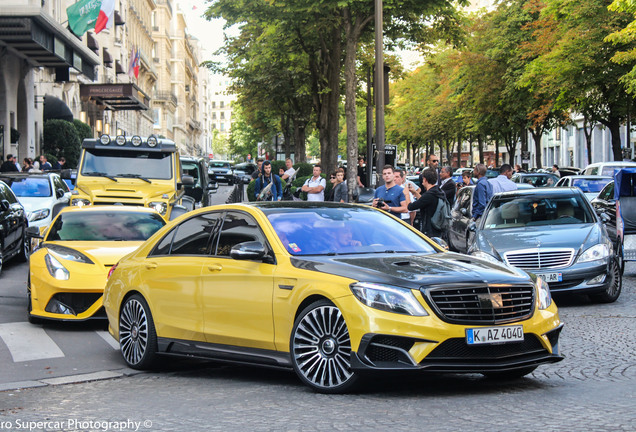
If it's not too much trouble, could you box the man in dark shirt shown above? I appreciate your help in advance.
[0,154,18,172]
[472,163,493,222]
[408,169,446,237]
[356,157,367,188]
[439,166,456,206]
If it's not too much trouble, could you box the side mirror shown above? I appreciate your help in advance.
[179,175,194,187]
[169,204,189,221]
[430,237,449,250]
[469,221,477,232]
[0,200,9,211]
[600,212,611,223]
[230,241,267,260]
[26,226,43,239]
[56,188,65,199]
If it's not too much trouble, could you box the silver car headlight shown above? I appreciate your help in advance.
[45,253,70,280]
[150,201,168,215]
[470,251,502,264]
[72,198,91,207]
[28,208,50,222]
[350,282,428,316]
[577,244,610,264]
[536,276,552,309]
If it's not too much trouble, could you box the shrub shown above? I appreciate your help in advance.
[43,119,80,168]
[73,119,93,143]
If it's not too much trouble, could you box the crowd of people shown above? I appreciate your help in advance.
[0,154,64,173]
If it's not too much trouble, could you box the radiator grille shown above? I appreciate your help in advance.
[504,248,574,270]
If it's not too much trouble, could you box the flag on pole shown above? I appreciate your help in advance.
[95,0,115,34]
[133,48,140,79]
[66,0,101,36]
[127,45,136,78]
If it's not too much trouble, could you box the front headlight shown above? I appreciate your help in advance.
[28,208,50,222]
[150,201,168,215]
[470,251,502,264]
[536,276,552,309]
[577,244,610,264]
[45,244,94,264]
[72,198,91,207]
[350,282,428,316]
[44,253,70,280]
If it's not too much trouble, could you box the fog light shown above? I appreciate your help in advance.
[45,299,76,315]
[587,274,606,285]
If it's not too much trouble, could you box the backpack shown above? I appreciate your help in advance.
[431,195,452,231]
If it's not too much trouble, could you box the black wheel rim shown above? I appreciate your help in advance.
[607,259,621,298]
[292,305,353,389]
[23,236,30,260]
[119,298,149,365]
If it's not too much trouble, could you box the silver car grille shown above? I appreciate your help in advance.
[504,248,575,270]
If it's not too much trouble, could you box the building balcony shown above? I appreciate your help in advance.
[154,91,178,106]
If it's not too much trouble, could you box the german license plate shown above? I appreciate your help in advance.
[466,325,524,345]
[537,272,562,282]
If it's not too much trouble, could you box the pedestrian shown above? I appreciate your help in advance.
[21,158,34,172]
[52,156,66,170]
[0,154,19,172]
[552,164,561,177]
[356,157,367,188]
[373,165,407,219]
[408,168,446,237]
[39,155,52,171]
[326,171,337,201]
[457,170,474,193]
[421,154,440,185]
[254,160,282,201]
[251,158,264,180]
[514,164,525,173]
[333,168,348,203]
[280,158,296,182]
[471,163,493,223]
[439,166,457,206]
[394,169,415,224]
[301,164,326,201]
[488,164,517,194]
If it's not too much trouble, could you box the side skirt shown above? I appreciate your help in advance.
[157,337,293,370]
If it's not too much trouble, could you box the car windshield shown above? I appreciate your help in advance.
[8,177,52,197]
[81,149,173,180]
[210,162,231,169]
[483,194,594,229]
[47,211,165,241]
[265,206,437,256]
[517,175,557,187]
[571,178,611,193]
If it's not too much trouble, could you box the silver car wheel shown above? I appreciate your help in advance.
[120,297,151,367]
[292,304,354,391]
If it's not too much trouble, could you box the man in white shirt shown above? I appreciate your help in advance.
[301,164,326,201]
[488,164,517,194]
[280,157,296,182]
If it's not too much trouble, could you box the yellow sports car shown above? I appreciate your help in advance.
[28,206,165,323]
[104,202,563,393]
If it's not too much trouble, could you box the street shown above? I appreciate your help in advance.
[0,188,634,431]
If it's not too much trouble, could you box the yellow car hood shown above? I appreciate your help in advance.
[77,178,175,202]
[46,241,145,266]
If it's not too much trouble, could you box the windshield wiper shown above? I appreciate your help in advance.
[116,173,152,183]
[83,172,118,182]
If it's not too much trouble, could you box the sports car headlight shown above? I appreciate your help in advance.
[28,208,50,222]
[72,198,91,207]
[536,276,552,309]
[470,251,502,264]
[44,253,70,280]
[150,201,167,215]
[577,244,610,264]
[350,282,428,316]
[45,244,94,264]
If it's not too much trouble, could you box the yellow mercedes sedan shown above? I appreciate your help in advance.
[28,206,165,323]
[104,202,563,393]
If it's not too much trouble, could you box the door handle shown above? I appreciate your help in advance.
[207,264,223,272]
[145,262,158,270]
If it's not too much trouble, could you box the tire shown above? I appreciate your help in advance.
[16,232,30,263]
[616,241,625,276]
[27,288,44,325]
[290,300,359,393]
[482,366,537,380]
[590,257,622,303]
[119,294,158,369]
[0,251,3,277]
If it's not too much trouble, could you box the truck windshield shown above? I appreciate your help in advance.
[81,149,173,180]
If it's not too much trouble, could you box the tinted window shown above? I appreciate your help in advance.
[181,161,201,186]
[214,212,268,257]
[0,182,17,203]
[169,213,223,255]
[152,227,176,256]
[9,177,52,197]
[52,175,69,193]
[47,211,165,241]
[598,182,614,201]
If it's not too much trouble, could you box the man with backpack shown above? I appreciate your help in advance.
[408,169,449,238]
[255,160,283,201]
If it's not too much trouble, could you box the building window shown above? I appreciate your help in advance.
[220,123,225,131]
[555,128,561,141]
[212,113,216,120]
[212,101,216,108]
[153,108,161,128]
[220,112,225,120]
[220,101,224,108]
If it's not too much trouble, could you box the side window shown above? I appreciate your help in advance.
[150,227,177,256]
[169,212,223,255]
[213,211,268,257]
[53,175,69,192]
[599,183,614,201]
[0,182,17,203]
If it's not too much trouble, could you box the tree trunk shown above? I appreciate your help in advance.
[582,116,595,166]
[293,118,307,163]
[530,127,543,168]
[605,116,624,161]
[477,134,484,164]
[495,138,500,167]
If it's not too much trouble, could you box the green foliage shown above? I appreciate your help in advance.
[43,119,81,168]
[293,162,314,178]
[72,120,92,143]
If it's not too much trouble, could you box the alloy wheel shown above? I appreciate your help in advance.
[119,296,156,368]
[291,302,356,392]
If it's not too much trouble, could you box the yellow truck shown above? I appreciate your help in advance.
[69,134,194,221]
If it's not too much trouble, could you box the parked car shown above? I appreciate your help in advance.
[0,180,29,276]
[0,172,71,228]
[103,202,563,393]
[555,175,612,201]
[208,160,235,185]
[557,166,582,177]
[180,156,218,207]
[233,162,258,183]
[511,172,559,187]
[469,188,621,303]
[27,206,166,323]
[582,161,636,176]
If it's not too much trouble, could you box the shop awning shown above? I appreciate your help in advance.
[43,95,73,122]
[80,83,150,111]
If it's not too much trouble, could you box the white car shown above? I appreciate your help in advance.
[583,161,636,176]
[0,172,71,228]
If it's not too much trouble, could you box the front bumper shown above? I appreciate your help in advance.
[529,261,611,295]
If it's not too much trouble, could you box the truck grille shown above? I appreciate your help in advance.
[422,283,534,325]
[504,248,574,270]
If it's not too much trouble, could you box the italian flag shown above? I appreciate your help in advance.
[95,0,115,34]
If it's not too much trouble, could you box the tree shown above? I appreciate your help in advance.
[43,120,80,168]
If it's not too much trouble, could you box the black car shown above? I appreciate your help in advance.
[233,162,258,184]
[208,160,235,185]
[181,156,218,207]
[0,180,29,275]
[590,181,618,247]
